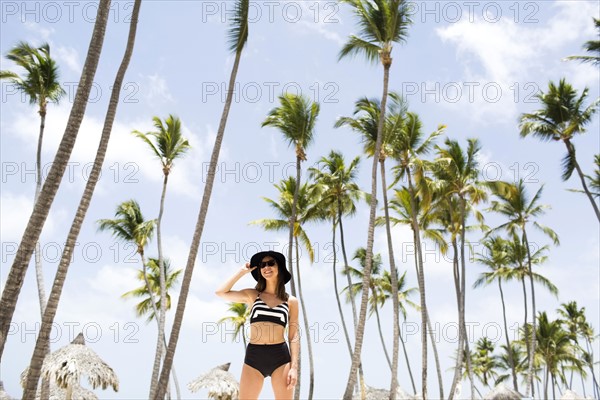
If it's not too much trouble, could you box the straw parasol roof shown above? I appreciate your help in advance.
[0,381,12,400]
[21,332,118,399]
[188,362,239,400]
[561,390,585,399]
[484,384,525,400]
[22,381,98,400]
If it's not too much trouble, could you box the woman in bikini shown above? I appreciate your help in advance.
[215,250,299,400]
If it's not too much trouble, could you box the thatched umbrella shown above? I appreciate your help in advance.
[484,384,525,400]
[188,362,239,400]
[561,390,585,399]
[0,381,12,400]
[20,380,98,400]
[21,332,118,400]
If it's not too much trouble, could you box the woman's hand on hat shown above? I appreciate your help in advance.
[241,262,256,274]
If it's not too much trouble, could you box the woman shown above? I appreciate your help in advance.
[216,250,299,399]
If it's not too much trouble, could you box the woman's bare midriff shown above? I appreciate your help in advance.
[249,322,286,344]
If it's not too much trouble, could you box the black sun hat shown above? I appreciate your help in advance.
[249,251,291,284]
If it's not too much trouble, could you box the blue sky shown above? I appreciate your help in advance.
[1,1,599,398]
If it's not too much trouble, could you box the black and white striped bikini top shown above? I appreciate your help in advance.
[249,292,289,328]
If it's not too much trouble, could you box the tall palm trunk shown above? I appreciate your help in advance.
[427,312,444,399]
[21,2,141,396]
[0,0,112,358]
[565,139,600,221]
[338,203,366,396]
[35,102,51,400]
[398,317,416,394]
[544,366,549,400]
[290,152,303,400]
[449,240,464,400]
[373,285,392,370]
[343,54,391,400]
[338,202,358,325]
[34,106,47,318]
[332,216,353,357]
[154,16,247,397]
[406,173,429,399]
[149,173,169,398]
[140,246,180,399]
[459,198,475,399]
[498,279,518,391]
[521,274,530,374]
[379,159,400,399]
[295,238,314,399]
[523,229,537,398]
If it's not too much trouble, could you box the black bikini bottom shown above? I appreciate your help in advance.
[244,342,291,377]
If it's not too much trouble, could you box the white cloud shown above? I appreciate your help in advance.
[286,2,345,45]
[54,45,81,73]
[6,102,213,200]
[434,1,600,122]
[0,191,62,242]
[23,22,54,42]
[142,73,174,106]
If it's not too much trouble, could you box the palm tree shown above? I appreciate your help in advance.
[390,110,444,397]
[262,94,319,400]
[519,79,600,221]
[564,18,600,66]
[579,321,600,398]
[309,151,364,357]
[122,257,183,323]
[1,41,65,319]
[308,152,369,394]
[433,138,487,400]
[250,177,321,399]
[471,337,500,389]
[335,93,409,399]
[486,180,560,397]
[378,269,419,394]
[384,185,447,398]
[496,342,529,388]
[20,3,143,397]
[218,303,250,348]
[262,95,319,271]
[473,236,519,392]
[133,115,190,398]
[557,302,585,389]
[536,312,581,400]
[155,1,249,397]
[0,0,113,358]
[338,0,412,396]
[343,248,391,369]
[502,232,558,345]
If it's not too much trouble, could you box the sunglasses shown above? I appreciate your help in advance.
[260,260,277,268]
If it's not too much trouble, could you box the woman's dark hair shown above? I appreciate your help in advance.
[254,263,289,301]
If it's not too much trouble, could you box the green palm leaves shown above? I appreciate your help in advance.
[262,93,319,161]
[97,200,156,254]
[339,0,412,65]
[133,115,191,176]
[1,41,65,113]
[519,79,600,221]
[218,303,250,348]
[122,258,182,323]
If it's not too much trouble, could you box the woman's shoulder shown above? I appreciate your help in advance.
[286,295,298,305]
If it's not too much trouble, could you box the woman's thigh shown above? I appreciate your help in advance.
[270,362,293,400]
[239,363,264,400]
